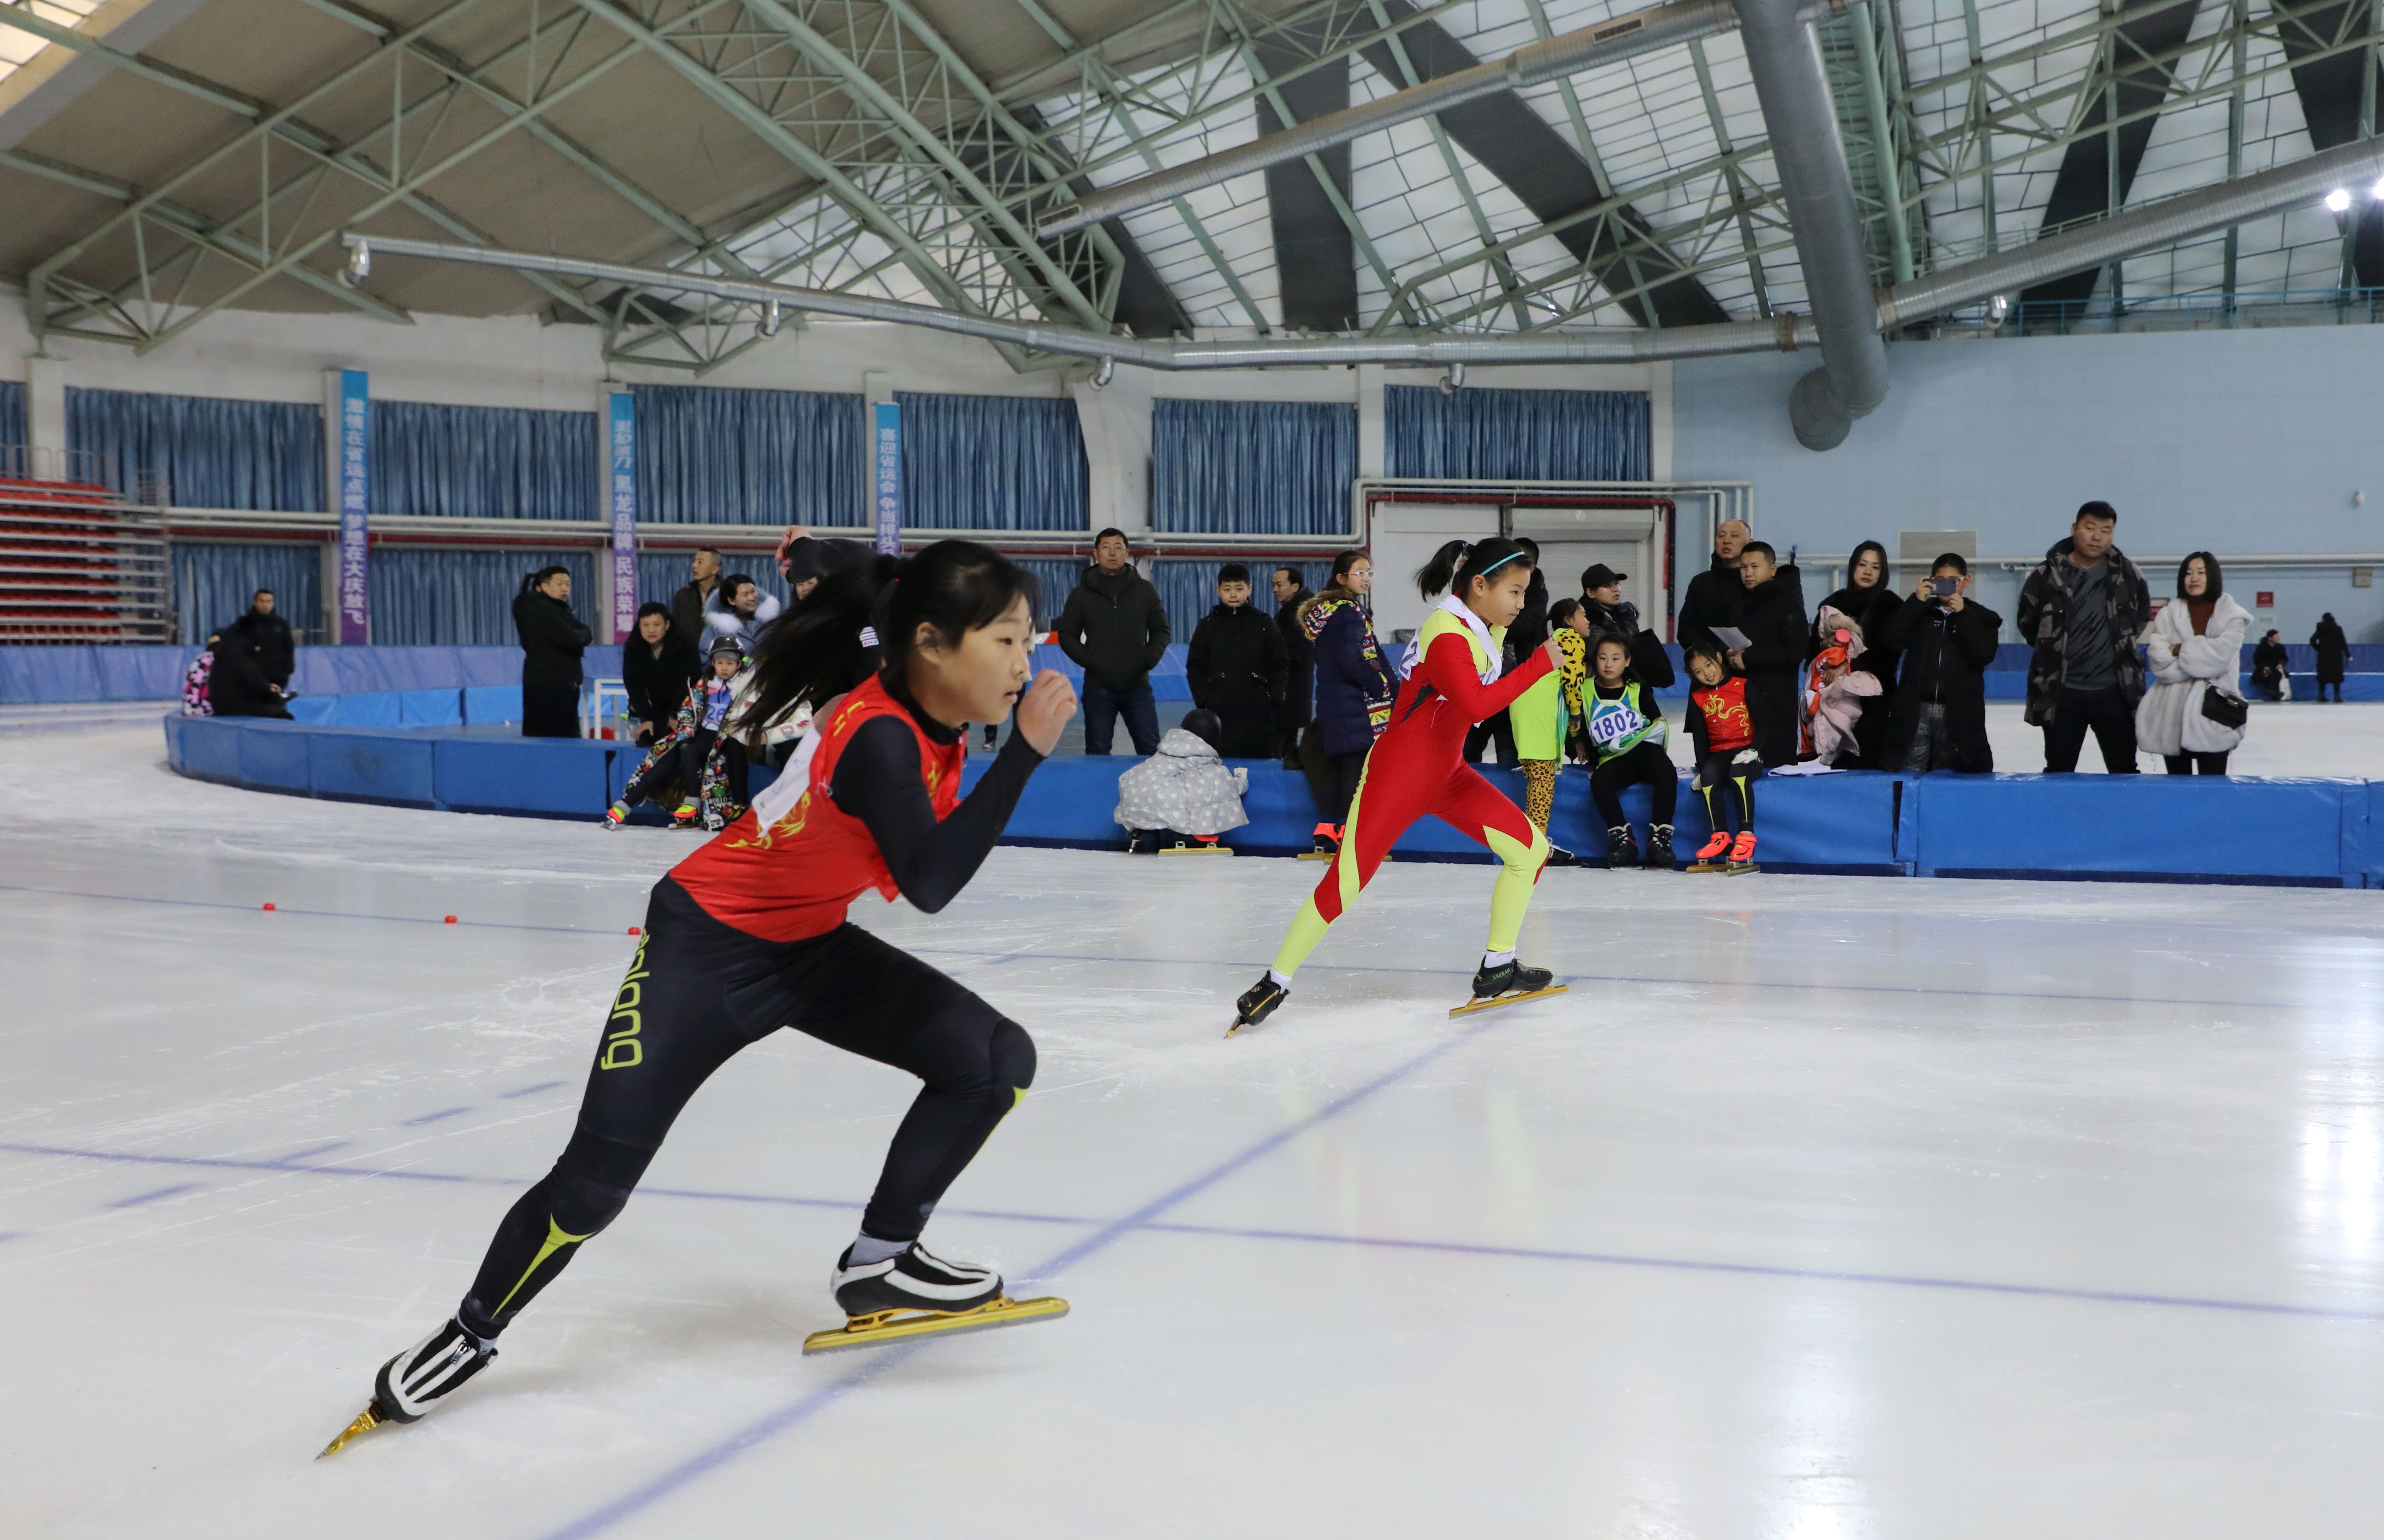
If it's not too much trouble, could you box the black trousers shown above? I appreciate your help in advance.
[522,681,580,738]
[2042,687,2137,773]
[2163,752,2231,775]
[1590,740,1679,829]
[1464,714,1517,765]
[1692,751,1757,834]
[458,878,1034,1338]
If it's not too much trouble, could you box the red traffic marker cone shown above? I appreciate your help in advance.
[627,926,641,936]
[262,902,276,911]
[443,915,457,924]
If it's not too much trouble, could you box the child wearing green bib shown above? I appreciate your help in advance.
[1583,635,1678,870]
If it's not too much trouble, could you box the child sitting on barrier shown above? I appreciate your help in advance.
[1685,644,1762,874]
[1582,633,1677,870]
[181,633,219,717]
[1113,708,1249,854]
[605,638,751,831]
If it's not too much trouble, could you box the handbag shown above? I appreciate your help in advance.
[2199,684,2250,731]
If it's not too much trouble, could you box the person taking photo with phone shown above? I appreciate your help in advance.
[1880,553,2002,774]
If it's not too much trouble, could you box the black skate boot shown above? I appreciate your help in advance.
[831,1241,1003,1319]
[1230,973,1288,1036]
[1644,824,1675,870]
[320,1317,496,1456]
[1604,826,1640,870]
[1544,843,1579,868]
[1469,958,1555,1002]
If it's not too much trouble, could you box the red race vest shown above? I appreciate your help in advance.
[1690,676,1754,756]
[670,674,965,942]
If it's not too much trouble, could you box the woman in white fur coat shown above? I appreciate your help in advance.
[2134,551,2249,775]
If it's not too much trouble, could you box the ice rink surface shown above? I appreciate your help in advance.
[8,719,2384,1539]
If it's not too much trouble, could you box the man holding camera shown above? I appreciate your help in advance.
[2018,501,2151,773]
[1881,553,2003,773]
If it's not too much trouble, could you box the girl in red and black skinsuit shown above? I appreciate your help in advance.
[1233,537,1568,1032]
[345,542,1078,1436]
[1685,643,1762,870]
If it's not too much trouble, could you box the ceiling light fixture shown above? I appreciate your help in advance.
[2327,188,2353,212]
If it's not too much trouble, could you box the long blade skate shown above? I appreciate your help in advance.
[802,1294,1068,1355]
[1448,983,1569,1018]
[317,1402,388,1459]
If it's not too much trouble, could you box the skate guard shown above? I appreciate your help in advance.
[802,1294,1069,1355]
[1447,983,1569,1019]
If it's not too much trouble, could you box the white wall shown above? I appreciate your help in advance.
[1674,323,2384,640]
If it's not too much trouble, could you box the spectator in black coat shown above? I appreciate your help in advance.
[1812,541,1901,681]
[669,547,723,650]
[1728,541,1808,767]
[234,589,296,690]
[1271,564,1315,763]
[1881,553,2003,773]
[1578,562,1675,687]
[514,565,592,738]
[2016,501,2151,772]
[775,523,873,601]
[1188,563,1288,759]
[1679,518,1753,653]
[2312,613,2351,701]
[1056,527,1171,755]
[622,600,698,745]
[206,629,293,718]
[2252,628,2290,702]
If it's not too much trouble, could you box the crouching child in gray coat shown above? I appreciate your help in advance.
[1113,709,1250,853]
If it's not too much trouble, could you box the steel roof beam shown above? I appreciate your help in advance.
[2274,0,2384,286]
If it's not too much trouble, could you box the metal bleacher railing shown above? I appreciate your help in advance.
[2004,287,2384,337]
[0,444,173,645]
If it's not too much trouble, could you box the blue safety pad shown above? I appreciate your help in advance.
[1907,773,2358,885]
[309,729,437,807]
[233,721,312,792]
[462,685,521,724]
[286,695,337,723]
[171,717,245,783]
[397,689,465,728]
[433,738,613,817]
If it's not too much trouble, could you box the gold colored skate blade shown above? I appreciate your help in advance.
[1448,982,1570,1018]
[1297,851,1336,861]
[1155,845,1233,856]
[801,1295,1068,1355]
[1683,862,1726,874]
[1725,863,1759,876]
[316,1404,385,1459]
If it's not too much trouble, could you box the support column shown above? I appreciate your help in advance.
[1356,363,1385,479]
[862,369,893,536]
[1071,371,1152,537]
[24,355,65,463]
[1649,360,1675,482]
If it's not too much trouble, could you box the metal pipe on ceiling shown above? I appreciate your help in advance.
[1731,0,1891,450]
[1032,0,1839,241]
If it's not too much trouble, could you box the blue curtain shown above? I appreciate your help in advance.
[1009,556,1086,631]
[896,392,1087,532]
[1384,385,1650,481]
[368,547,597,647]
[1152,399,1355,536]
[65,386,323,510]
[173,542,322,645]
[0,380,23,451]
[372,401,597,519]
[632,384,864,527]
[1149,558,1241,645]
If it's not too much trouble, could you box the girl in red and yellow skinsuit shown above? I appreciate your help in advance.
[1233,537,1569,1031]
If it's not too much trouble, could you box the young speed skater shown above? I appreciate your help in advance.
[323,541,1079,1457]
[1684,644,1762,874]
[1581,633,1679,871]
[1231,537,1570,1034]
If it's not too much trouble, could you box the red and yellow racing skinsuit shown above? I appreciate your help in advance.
[1268,605,1555,979]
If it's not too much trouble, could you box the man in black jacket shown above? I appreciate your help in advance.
[1188,564,1288,759]
[208,631,293,718]
[670,547,723,650]
[2016,501,2150,772]
[234,589,295,690]
[1271,564,1314,762]
[1728,541,1808,767]
[1679,518,1752,653]
[1881,554,2003,772]
[1057,528,1171,755]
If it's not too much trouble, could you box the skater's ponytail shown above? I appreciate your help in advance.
[1414,537,1534,602]
[742,538,1037,734]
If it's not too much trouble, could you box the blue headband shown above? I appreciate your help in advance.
[1474,550,1525,577]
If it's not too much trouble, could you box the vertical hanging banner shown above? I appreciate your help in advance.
[873,400,901,555]
[607,391,638,642]
[330,368,370,645]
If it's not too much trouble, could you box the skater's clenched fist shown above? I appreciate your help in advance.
[1016,671,1079,756]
